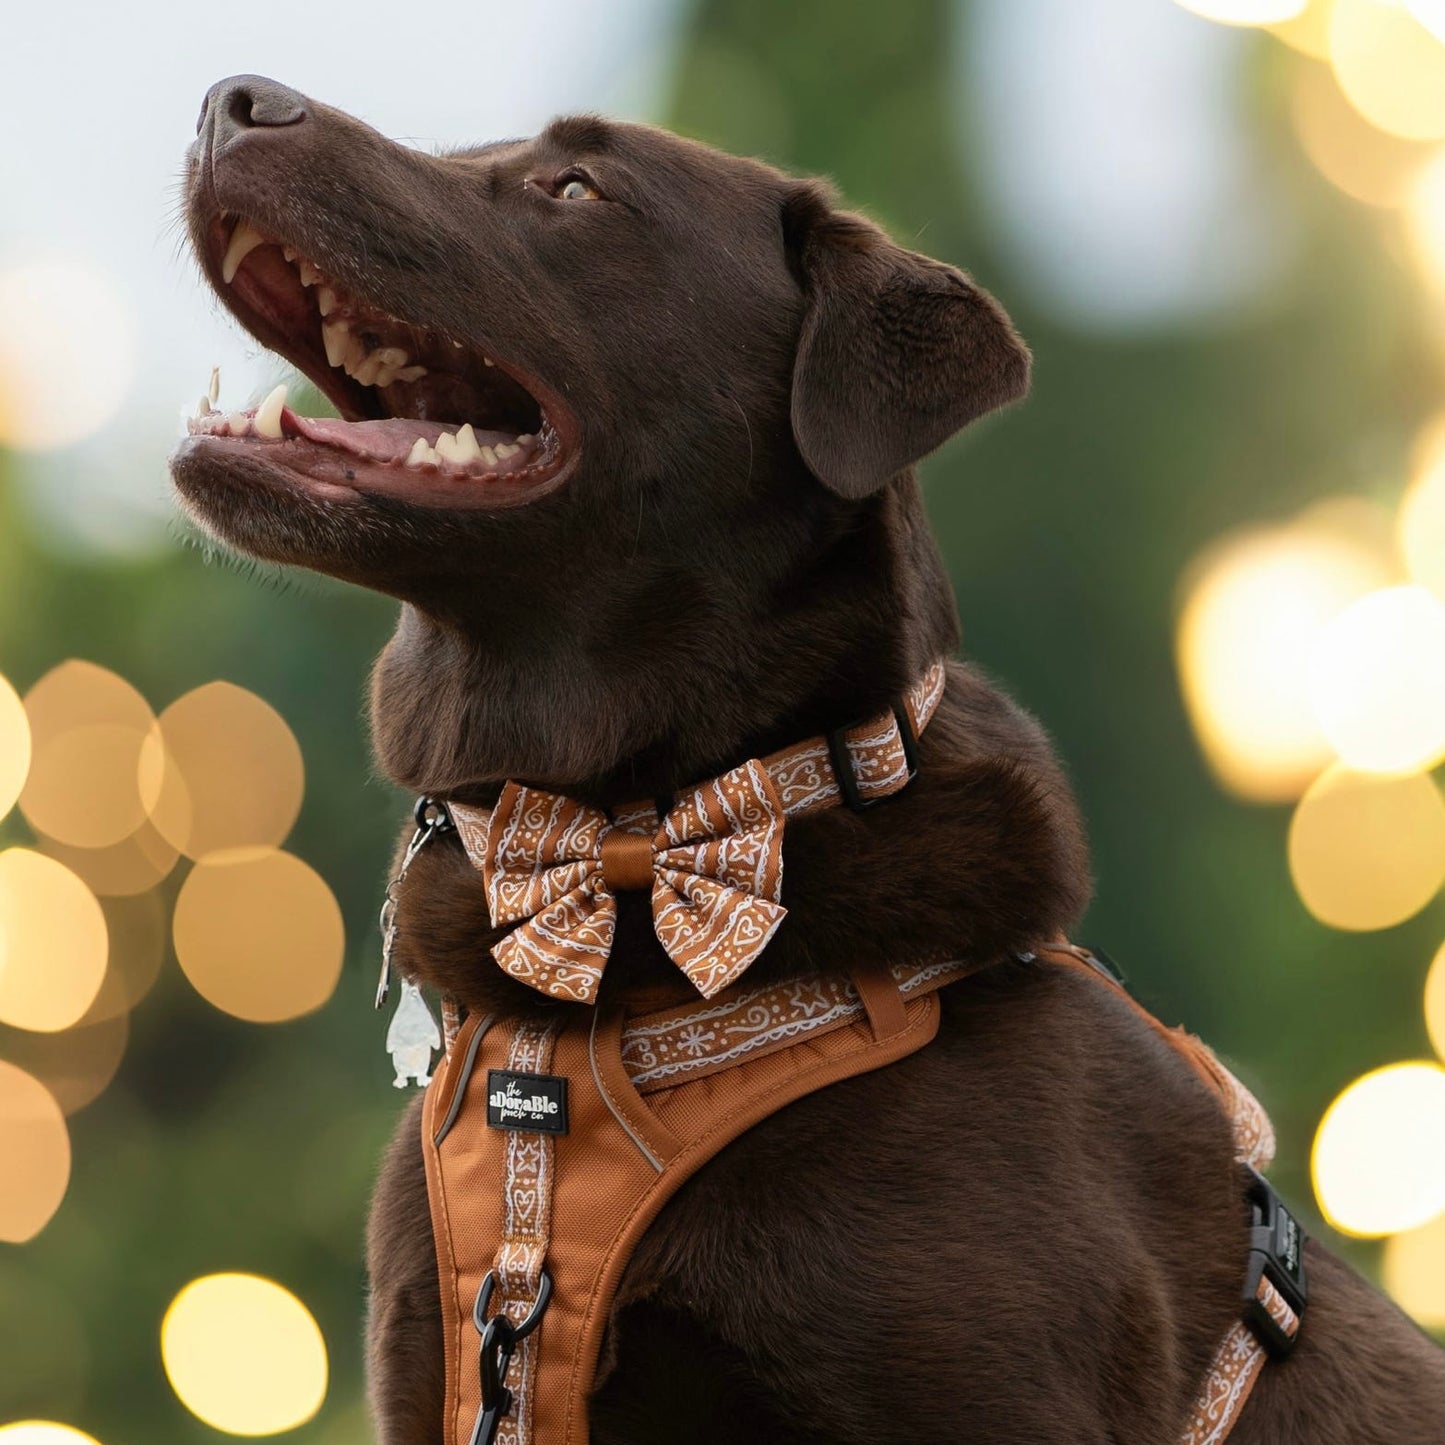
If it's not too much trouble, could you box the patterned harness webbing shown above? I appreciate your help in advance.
[422,946,1296,1445]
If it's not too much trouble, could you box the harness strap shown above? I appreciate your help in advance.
[424,947,1302,1445]
[423,957,981,1445]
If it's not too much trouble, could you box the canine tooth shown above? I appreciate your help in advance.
[406,438,432,467]
[317,286,338,317]
[254,383,288,439]
[322,318,350,368]
[453,424,483,462]
[221,220,267,283]
[298,258,324,287]
[209,366,220,406]
[395,365,428,383]
[224,411,251,436]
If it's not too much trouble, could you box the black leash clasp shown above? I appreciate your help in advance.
[468,1268,553,1445]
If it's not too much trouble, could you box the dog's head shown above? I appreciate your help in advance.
[171,77,1030,796]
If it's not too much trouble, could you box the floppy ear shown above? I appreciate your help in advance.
[785,185,1031,499]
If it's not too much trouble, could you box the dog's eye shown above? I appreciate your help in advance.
[557,175,600,201]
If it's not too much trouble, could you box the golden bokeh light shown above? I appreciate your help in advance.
[161,1274,328,1436]
[1404,147,1445,295]
[19,661,156,850]
[1329,0,1445,141]
[1289,765,1445,929]
[0,1062,71,1243]
[1177,514,1392,802]
[1270,0,1333,56]
[1401,414,1445,600]
[1308,585,1445,774]
[0,849,109,1033]
[1313,1062,1445,1234]
[1407,0,1445,43]
[172,850,344,1023]
[145,682,304,860]
[0,262,135,453]
[0,674,29,822]
[1424,941,1445,1060]
[1174,0,1307,23]
[1383,1211,1445,1326]
[1290,60,1436,207]
[0,1010,128,1116]
[0,1426,103,1445]
[40,820,179,898]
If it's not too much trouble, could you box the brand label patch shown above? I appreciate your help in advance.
[486,1070,569,1134]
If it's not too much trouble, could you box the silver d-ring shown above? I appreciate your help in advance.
[473,1268,553,1341]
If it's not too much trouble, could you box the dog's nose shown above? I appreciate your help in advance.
[197,75,308,148]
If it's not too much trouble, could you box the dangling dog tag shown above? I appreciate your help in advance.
[386,979,441,1089]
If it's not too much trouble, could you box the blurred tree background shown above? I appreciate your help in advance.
[4,0,1445,1439]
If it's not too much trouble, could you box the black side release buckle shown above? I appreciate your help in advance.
[1240,1165,1307,1359]
[826,701,920,814]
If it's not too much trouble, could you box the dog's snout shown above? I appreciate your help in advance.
[198,75,308,148]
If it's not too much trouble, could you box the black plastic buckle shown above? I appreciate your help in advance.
[825,701,920,814]
[1240,1166,1307,1359]
[468,1269,553,1445]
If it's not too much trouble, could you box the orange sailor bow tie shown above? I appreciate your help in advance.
[448,661,948,1004]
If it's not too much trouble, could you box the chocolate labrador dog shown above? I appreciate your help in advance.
[171,75,1445,1444]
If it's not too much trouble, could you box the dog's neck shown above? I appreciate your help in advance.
[368,478,959,807]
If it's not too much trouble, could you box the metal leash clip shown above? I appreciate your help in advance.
[375,795,454,1010]
[469,1269,553,1445]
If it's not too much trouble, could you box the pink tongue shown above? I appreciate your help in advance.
[283,408,516,463]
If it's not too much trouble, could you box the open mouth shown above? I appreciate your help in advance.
[182,215,578,505]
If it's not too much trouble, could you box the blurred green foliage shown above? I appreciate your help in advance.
[3,0,1442,1437]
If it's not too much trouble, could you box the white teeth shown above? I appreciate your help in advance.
[375,347,409,367]
[479,444,498,467]
[282,246,297,263]
[298,259,324,287]
[254,383,288,439]
[434,429,461,462]
[494,442,519,460]
[322,319,350,368]
[209,366,221,406]
[352,353,383,386]
[516,433,535,445]
[194,395,212,419]
[406,437,435,467]
[317,286,338,317]
[395,365,428,382]
[224,411,251,436]
[482,357,495,367]
[454,424,483,462]
[222,221,267,284]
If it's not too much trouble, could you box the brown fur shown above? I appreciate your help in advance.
[171,76,1445,1443]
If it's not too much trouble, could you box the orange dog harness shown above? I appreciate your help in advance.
[420,942,1306,1445]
